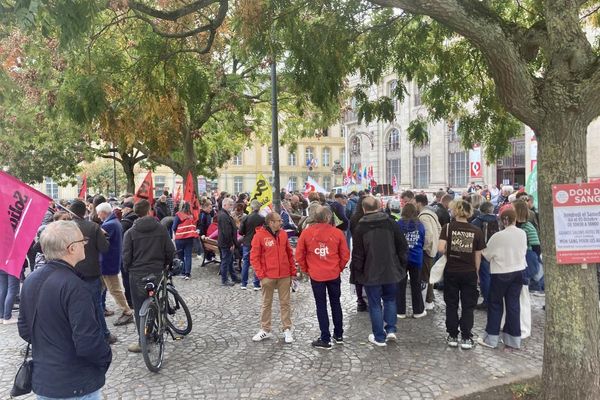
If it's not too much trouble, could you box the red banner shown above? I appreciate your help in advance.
[78,174,87,199]
[183,171,200,221]
[134,171,154,206]
[1,172,52,277]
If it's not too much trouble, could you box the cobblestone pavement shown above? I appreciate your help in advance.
[0,259,544,400]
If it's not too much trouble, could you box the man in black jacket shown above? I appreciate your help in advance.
[18,221,112,399]
[123,199,175,353]
[351,196,408,347]
[69,200,117,344]
[218,197,240,286]
[119,200,138,310]
[239,200,265,290]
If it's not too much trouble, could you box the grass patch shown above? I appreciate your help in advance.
[455,377,541,400]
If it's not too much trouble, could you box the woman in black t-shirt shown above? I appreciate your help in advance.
[438,200,485,350]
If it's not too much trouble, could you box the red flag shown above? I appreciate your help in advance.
[1,171,52,277]
[134,171,154,206]
[174,184,182,204]
[183,171,200,221]
[346,166,351,178]
[78,174,87,199]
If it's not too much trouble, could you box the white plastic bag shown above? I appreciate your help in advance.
[429,255,447,284]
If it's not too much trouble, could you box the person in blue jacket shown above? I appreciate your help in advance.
[18,221,112,399]
[396,203,427,318]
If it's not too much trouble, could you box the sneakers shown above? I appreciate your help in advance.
[127,343,141,353]
[475,302,488,311]
[106,333,118,345]
[104,309,115,317]
[240,285,247,290]
[221,281,235,287]
[283,329,294,343]
[446,335,459,348]
[252,329,273,342]
[386,332,397,342]
[413,310,427,319]
[332,336,344,344]
[311,338,332,350]
[477,337,496,349]
[397,314,407,319]
[460,338,475,350]
[3,316,17,325]
[184,275,190,280]
[253,286,261,291]
[368,334,387,347]
[114,313,134,326]
[357,302,368,312]
[425,302,435,310]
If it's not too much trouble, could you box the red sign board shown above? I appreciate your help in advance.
[552,182,600,264]
[470,161,482,178]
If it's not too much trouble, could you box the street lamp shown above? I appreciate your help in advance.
[331,160,344,187]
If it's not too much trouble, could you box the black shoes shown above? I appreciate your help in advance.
[311,339,332,350]
[357,302,368,312]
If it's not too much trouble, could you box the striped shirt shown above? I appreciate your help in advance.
[517,221,540,249]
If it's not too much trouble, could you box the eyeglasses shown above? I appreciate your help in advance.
[68,237,89,248]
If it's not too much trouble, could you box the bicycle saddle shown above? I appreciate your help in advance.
[142,274,157,284]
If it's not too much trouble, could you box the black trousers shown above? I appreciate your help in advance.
[397,265,424,315]
[129,271,152,336]
[443,271,478,339]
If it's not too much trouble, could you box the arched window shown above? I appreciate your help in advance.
[385,129,401,185]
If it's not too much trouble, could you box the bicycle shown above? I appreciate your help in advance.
[139,259,193,372]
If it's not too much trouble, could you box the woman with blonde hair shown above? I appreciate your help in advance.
[438,200,486,349]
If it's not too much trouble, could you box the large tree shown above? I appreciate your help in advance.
[242,1,600,399]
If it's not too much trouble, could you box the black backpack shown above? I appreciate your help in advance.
[481,219,500,243]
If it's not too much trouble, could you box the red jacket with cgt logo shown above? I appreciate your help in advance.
[296,223,350,282]
[250,226,296,280]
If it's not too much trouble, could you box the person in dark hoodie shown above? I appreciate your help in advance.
[470,201,499,310]
[239,200,265,290]
[122,200,175,353]
[349,195,368,312]
[351,196,408,347]
[119,200,138,308]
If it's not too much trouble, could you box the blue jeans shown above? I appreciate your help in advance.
[479,258,491,304]
[176,238,195,276]
[219,247,239,284]
[0,270,20,320]
[364,283,398,343]
[83,278,110,338]
[241,245,260,288]
[37,389,102,400]
[311,277,343,343]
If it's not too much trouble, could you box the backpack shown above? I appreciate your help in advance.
[481,219,500,244]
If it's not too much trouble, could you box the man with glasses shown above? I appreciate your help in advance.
[18,221,112,400]
[250,212,297,344]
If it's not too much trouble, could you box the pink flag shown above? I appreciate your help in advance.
[1,171,52,278]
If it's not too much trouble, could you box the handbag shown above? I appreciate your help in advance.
[10,344,32,397]
[429,224,450,284]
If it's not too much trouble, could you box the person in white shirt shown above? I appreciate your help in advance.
[478,208,527,349]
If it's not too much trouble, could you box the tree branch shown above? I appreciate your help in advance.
[127,0,220,21]
[134,141,181,173]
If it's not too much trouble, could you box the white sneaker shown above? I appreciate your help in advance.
[386,332,397,342]
[397,314,407,319]
[413,310,427,319]
[252,330,273,342]
[254,286,261,291]
[425,302,435,310]
[283,329,294,343]
[368,334,387,347]
[240,285,247,290]
[3,317,17,325]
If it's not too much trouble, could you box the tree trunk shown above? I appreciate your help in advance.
[121,158,136,194]
[538,117,600,400]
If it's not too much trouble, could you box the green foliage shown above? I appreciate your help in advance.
[84,157,128,195]
[407,117,429,147]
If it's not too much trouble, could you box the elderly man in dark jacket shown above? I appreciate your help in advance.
[351,196,408,347]
[69,200,117,344]
[239,200,265,290]
[18,221,112,399]
[218,197,240,286]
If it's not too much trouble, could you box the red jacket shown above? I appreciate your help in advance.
[296,223,350,282]
[174,212,199,240]
[250,226,296,280]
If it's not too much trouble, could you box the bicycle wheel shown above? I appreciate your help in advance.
[166,286,193,335]
[139,299,165,372]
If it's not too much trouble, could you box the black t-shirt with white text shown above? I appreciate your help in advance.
[439,221,485,273]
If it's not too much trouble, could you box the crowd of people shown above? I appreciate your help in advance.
[2,182,549,399]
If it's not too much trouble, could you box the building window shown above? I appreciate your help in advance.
[232,152,242,166]
[267,147,273,165]
[388,79,399,112]
[448,151,468,188]
[323,176,331,191]
[340,147,346,169]
[413,155,430,189]
[321,128,329,137]
[155,175,165,197]
[387,128,400,151]
[322,148,331,167]
[385,129,401,184]
[234,177,243,193]
[45,177,59,199]
[413,82,421,107]
[288,151,296,166]
[305,147,314,165]
[289,176,297,191]
[386,159,401,186]
[345,97,357,122]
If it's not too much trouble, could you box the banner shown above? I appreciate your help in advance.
[1,171,52,278]
[183,172,201,220]
[197,176,207,195]
[248,174,273,212]
[304,176,328,195]
[525,163,538,209]
[78,174,87,199]
[469,145,483,178]
[134,171,154,206]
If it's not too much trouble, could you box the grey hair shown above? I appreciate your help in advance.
[40,220,82,261]
[95,202,113,215]
[250,200,261,211]
[222,198,235,207]
[314,206,333,224]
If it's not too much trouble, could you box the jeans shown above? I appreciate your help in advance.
[479,258,491,304]
[310,277,343,343]
[0,270,20,320]
[443,271,478,339]
[176,238,195,276]
[219,247,239,284]
[397,265,424,315]
[241,245,260,288]
[37,389,102,400]
[484,270,523,348]
[364,283,398,343]
[82,278,110,338]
